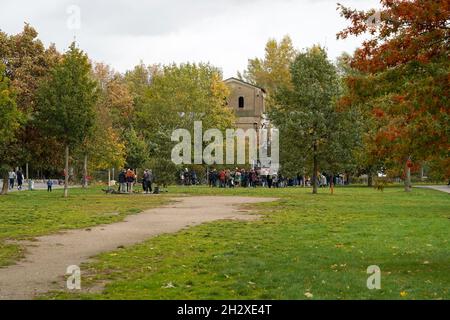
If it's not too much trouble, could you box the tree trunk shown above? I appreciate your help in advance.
[26,163,29,182]
[404,160,411,192]
[312,143,318,194]
[64,145,69,198]
[1,172,8,195]
[83,154,88,188]
[368,174,373,187]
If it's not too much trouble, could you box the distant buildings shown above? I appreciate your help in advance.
[224,78,268,130]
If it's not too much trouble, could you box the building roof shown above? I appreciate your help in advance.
[224,77,266,94]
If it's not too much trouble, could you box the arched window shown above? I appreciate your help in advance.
[238,96,244,108]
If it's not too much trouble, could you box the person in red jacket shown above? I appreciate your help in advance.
[219,170,226,188]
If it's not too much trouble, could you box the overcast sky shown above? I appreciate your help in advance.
[1,0,380,77]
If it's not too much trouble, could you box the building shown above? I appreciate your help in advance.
[224,78,267,130]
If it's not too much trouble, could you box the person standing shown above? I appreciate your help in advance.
[126,169,135,193]
[219,170,226,188]
[191,170,197,186]
[8,169,16,190]
[147,169,153,193]
[143,169,153,194]
[16,170,23,191]
[47,179,53,192]
[267,174,273,189]
[235,169,241,187]
[142,169,149,193]
[118,169,126,193]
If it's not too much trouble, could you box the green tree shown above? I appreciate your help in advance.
[271,47,359,194]
[135,63,235,180]
[0,63,23,195]
[37,43,98,197]
[122,127,149,170]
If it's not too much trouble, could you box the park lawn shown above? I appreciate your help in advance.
[0,187,168,266]
[44,186,449,300]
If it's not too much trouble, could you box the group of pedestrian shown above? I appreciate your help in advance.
[180,168,198,186]
[208,168,259,188]
[118,169,136,193]
[205,168,346,189]
[117,168,154,194]
[8,169,24,191]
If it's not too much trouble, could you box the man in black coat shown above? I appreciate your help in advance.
[118,169,126,193]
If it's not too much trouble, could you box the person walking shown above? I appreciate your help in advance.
[8,169,16,190]
[16,170,23,191]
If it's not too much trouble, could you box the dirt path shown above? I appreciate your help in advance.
[0,196,276,300]
[415,185,450,194]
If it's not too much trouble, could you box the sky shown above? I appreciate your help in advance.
[0,0,381,78]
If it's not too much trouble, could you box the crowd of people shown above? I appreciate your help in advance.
[179,168,346,189]
[5,165,349,194]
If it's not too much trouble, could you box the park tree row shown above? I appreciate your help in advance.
[0,25,234,196]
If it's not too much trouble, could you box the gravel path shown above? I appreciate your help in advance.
[415,185,450,194]
[0,196,276,300]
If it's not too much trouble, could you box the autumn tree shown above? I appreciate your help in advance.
[239,35,297,110]
[37,43,98,197]
[338,0,450,191]
[0,24,61,177]
[71,63,131,186]
[271,47,360,194]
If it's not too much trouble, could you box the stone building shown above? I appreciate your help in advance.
[224,78,267,130]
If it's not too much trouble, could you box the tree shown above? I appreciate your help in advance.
[121,127,149,170]
[0,24,61,178]
[239,35,297,110]
[135,63,235,179]
[271,47,359,194]
[338,0,450,191]
[0,63,23,195]
[37,43,98,197]
[336,52,382,187]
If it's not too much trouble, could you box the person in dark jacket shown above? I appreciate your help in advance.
[118,169,126,193]
[47,179,53,192]
[143,169,153,194]
[16,170,23,191]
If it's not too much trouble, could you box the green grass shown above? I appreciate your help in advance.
[41,185,449,300]
[0,187,168,266]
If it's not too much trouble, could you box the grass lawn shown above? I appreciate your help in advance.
[41,185,449,300]
[0,187,168,266]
